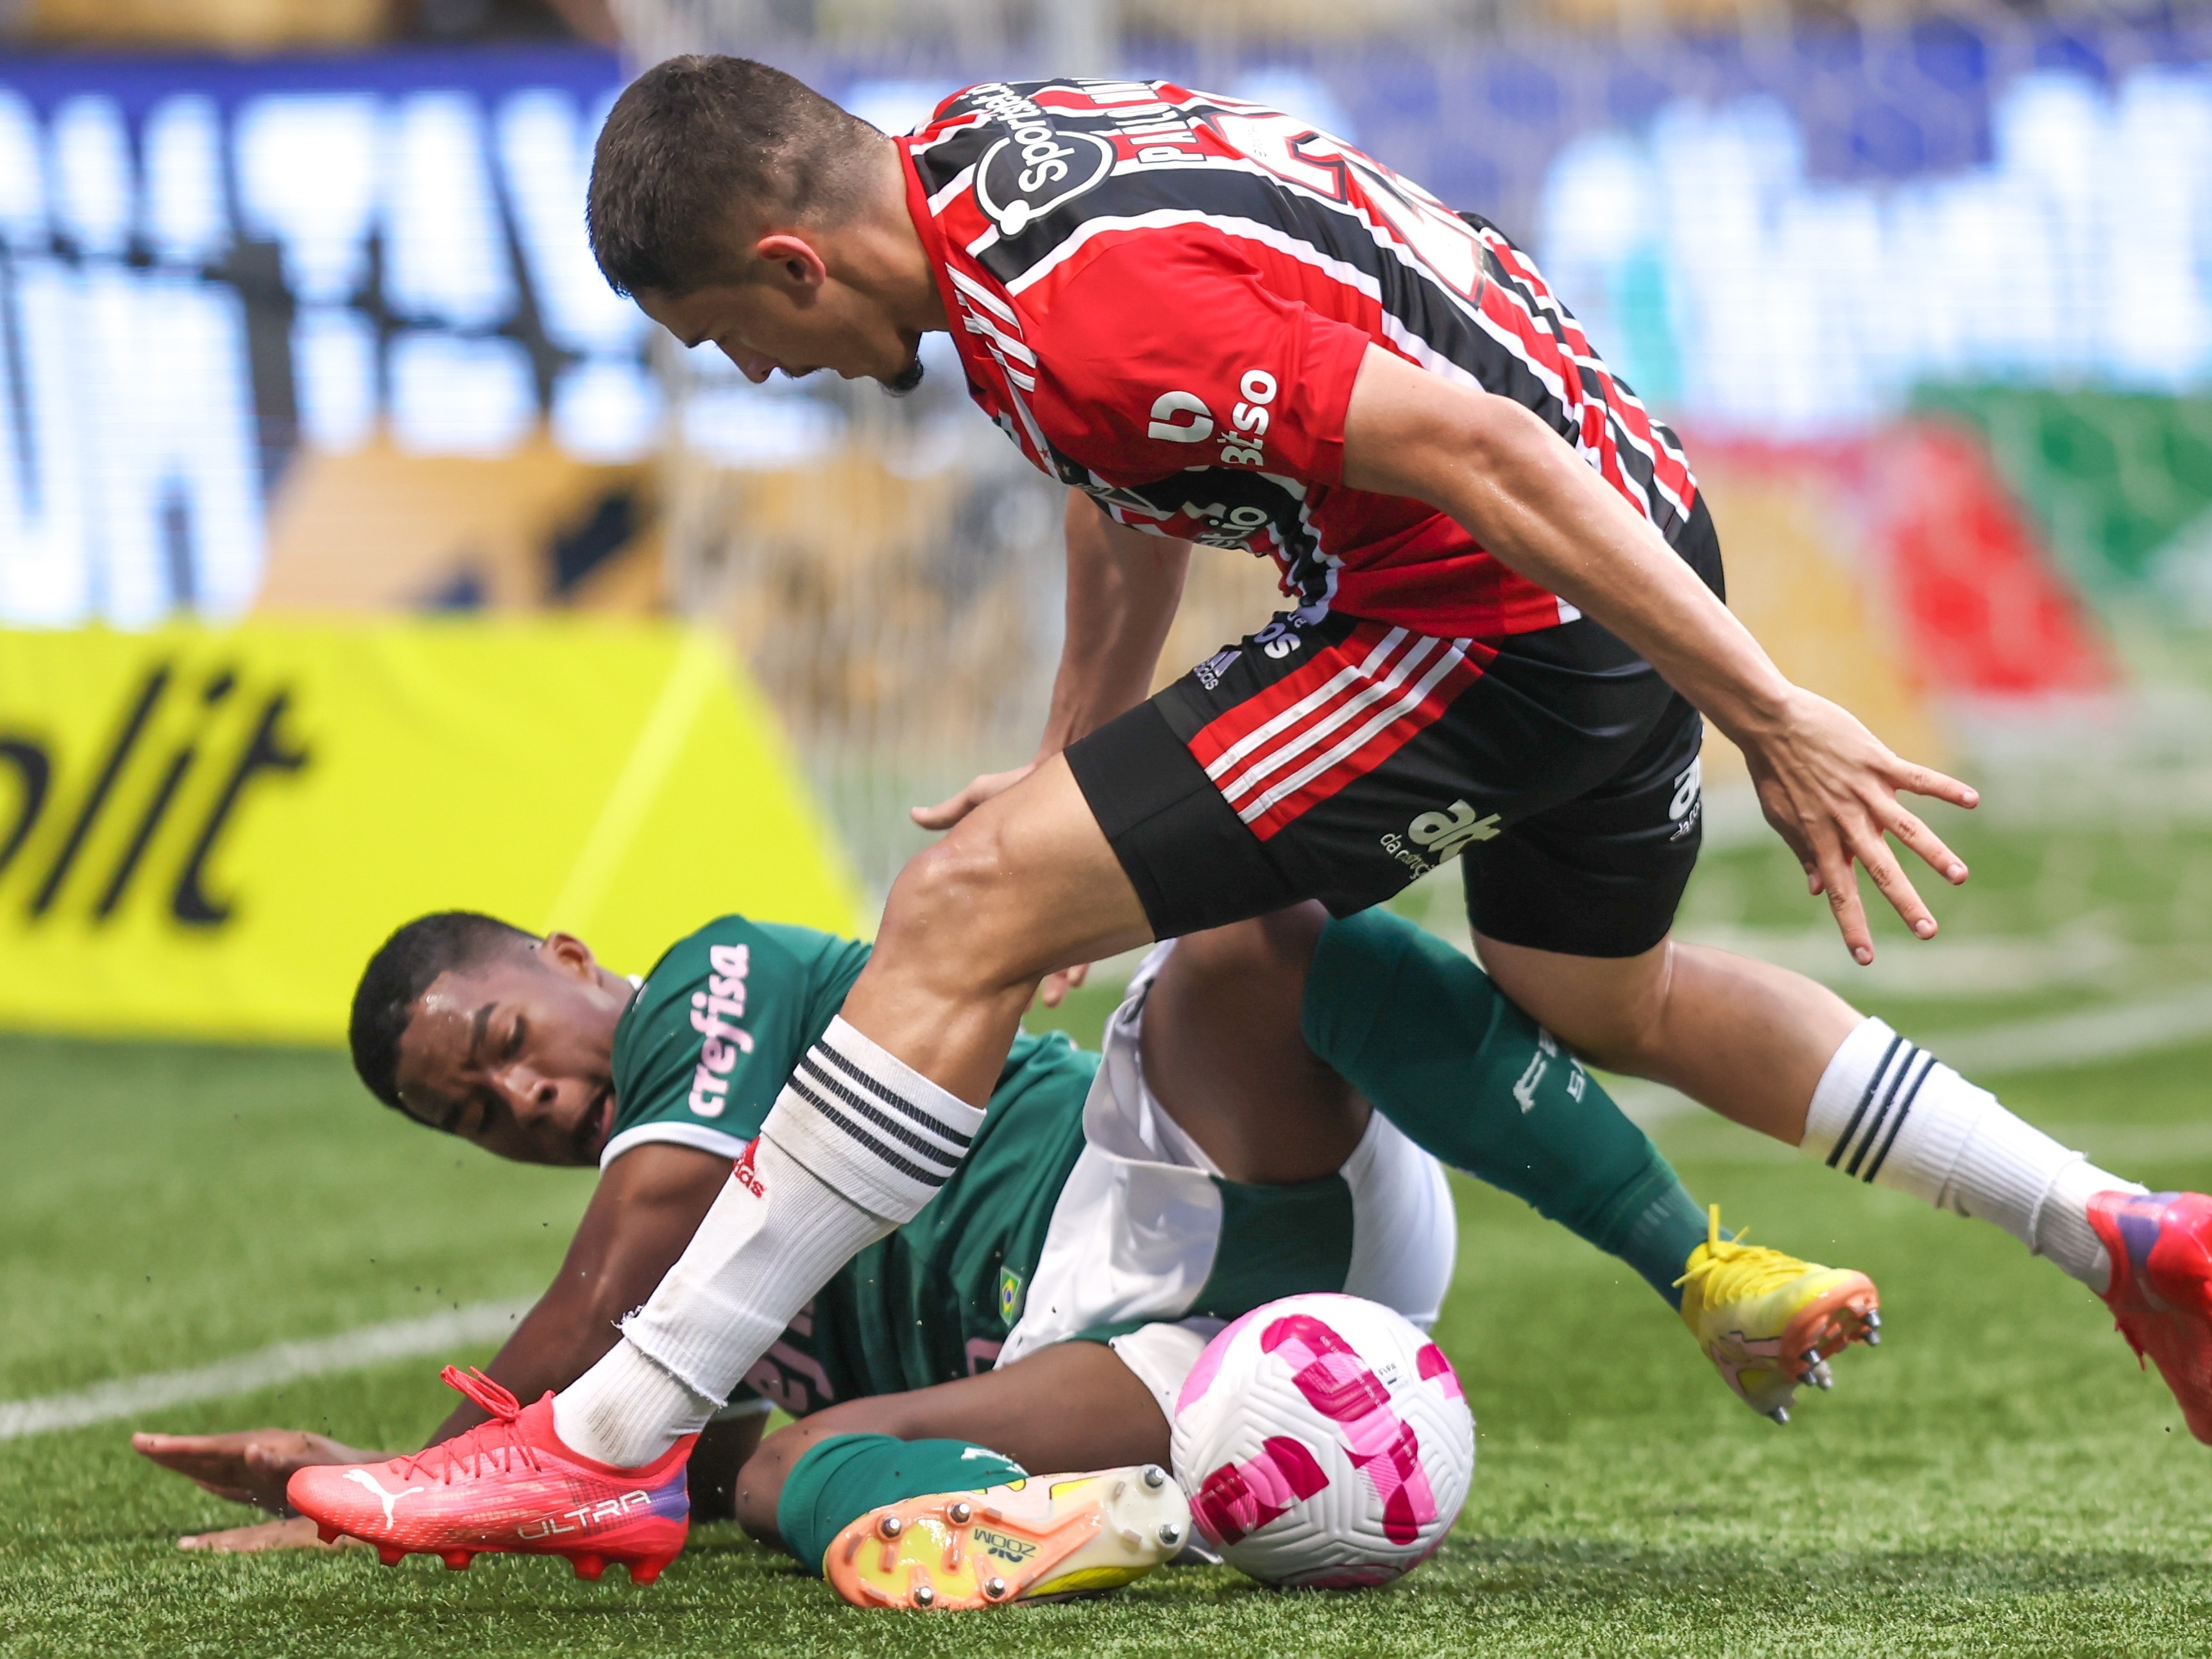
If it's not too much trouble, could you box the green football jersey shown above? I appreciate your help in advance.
[604,917,1459,1422]
[605,915,1102,1409]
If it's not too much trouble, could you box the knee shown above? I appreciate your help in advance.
[876,819,1032,993]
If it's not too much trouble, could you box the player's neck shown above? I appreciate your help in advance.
[840,137,949,338]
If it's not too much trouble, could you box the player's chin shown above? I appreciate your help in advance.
[571,1085,616,1166]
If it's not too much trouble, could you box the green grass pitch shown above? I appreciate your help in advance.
[6,822,2212,1656]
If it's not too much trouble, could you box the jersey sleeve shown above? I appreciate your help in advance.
[602,917,871,1171]
[1028,235,1373,489]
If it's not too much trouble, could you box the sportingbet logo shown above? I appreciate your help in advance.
[516,1489,656,1540]
[967,85,1114,236]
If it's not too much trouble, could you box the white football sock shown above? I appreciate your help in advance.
[553,1017,983,1467]
[1801,1017,2143,1293]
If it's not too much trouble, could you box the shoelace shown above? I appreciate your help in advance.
[391,1366,543,1485]
[1674,1204,1816,1304]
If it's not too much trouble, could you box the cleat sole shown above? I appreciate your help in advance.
[572,1553,606,1581]
[315,1522,341,1546]
[441,1550,473,1571]
[377,1544,406,1568]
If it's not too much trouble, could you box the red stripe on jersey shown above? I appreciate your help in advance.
[1186,624,1492,842]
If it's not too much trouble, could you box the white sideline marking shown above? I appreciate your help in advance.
[1930,983,2212,1077]
[0,1299,532,1442]
[1612,981,2212,1132]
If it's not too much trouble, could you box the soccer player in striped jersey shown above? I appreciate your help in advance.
[155,902,1876,1597]
[321,58,2212,1516]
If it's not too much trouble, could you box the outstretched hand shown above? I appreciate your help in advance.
[1737,686,1977,964]
[178,1515,359,1554]
[131,1427,375,1517]
[912,763,1090,1008]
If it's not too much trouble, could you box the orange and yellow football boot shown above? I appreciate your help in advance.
[824,1463,1191,1611]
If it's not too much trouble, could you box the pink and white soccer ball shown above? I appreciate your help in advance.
[1170,1293,1474,1589]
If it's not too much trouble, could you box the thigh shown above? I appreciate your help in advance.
[1137,908,1372,1186]
[1073,608,1689,933]
[1459,677,1706,960]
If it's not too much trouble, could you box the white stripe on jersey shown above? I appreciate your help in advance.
[1236,640,1472,826]
[1202,626,1411,783]
[1217,634,1448,809]
[946,264,1021,327]
[925,162,978,216]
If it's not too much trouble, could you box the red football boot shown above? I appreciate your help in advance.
[2088,1190,2212,1443]
[286,1366,695,1582]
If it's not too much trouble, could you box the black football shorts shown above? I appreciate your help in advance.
[1064,502,1723,958]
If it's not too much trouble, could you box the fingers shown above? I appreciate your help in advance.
[1893,761,1979,812]
[910,785,982,831]
[1888,812,1968,884]
[1855,831,1938,941]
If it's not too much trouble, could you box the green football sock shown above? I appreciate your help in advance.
[776,1434,1025,1575]
[1304,909,1708,1308]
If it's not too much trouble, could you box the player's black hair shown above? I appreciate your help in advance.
[348,911,538,1119]
[588,55,885,299]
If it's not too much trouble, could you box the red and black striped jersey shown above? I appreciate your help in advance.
[900,77,1700,639]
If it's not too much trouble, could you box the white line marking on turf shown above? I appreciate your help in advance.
[0,1299,531,1442]
[1928,983,2212,1076]
[1612,980,2212,1132]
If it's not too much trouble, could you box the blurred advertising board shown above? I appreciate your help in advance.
[0,620,862,1042]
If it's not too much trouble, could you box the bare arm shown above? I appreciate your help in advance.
[1037,492,1192,758]
[1340,345,1977,961]
[425,1143,732,1442]
[914,493,1188,833]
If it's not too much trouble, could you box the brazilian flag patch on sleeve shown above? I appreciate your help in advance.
[998,1264,1024,1324]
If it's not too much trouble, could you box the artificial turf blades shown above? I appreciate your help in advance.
[6,821,2212,1655]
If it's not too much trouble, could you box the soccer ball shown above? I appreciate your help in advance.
[1170,1293,1475,1590]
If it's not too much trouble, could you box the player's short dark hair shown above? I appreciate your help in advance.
[588,55,885,298]
[349,912,537,1117]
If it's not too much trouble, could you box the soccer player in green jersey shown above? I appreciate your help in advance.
[142,903,1875,1604]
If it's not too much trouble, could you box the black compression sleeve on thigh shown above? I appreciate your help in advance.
[1064,700,1302,938]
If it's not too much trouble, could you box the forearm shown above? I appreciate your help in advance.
[1342,349,1791,746]
[1449,412,1787,739]
[1036,491,1189,758]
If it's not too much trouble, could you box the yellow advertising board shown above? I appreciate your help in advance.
[0,620,864,1044]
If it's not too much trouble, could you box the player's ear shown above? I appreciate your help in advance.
[754,232,828,291]
[538,932,599,980]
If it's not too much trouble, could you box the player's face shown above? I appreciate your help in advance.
[637,272,923,391]
[392,934,631,1168]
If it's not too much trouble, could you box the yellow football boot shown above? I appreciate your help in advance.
[824,1463,1191,1612]
[1677,1205,1882,1422]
